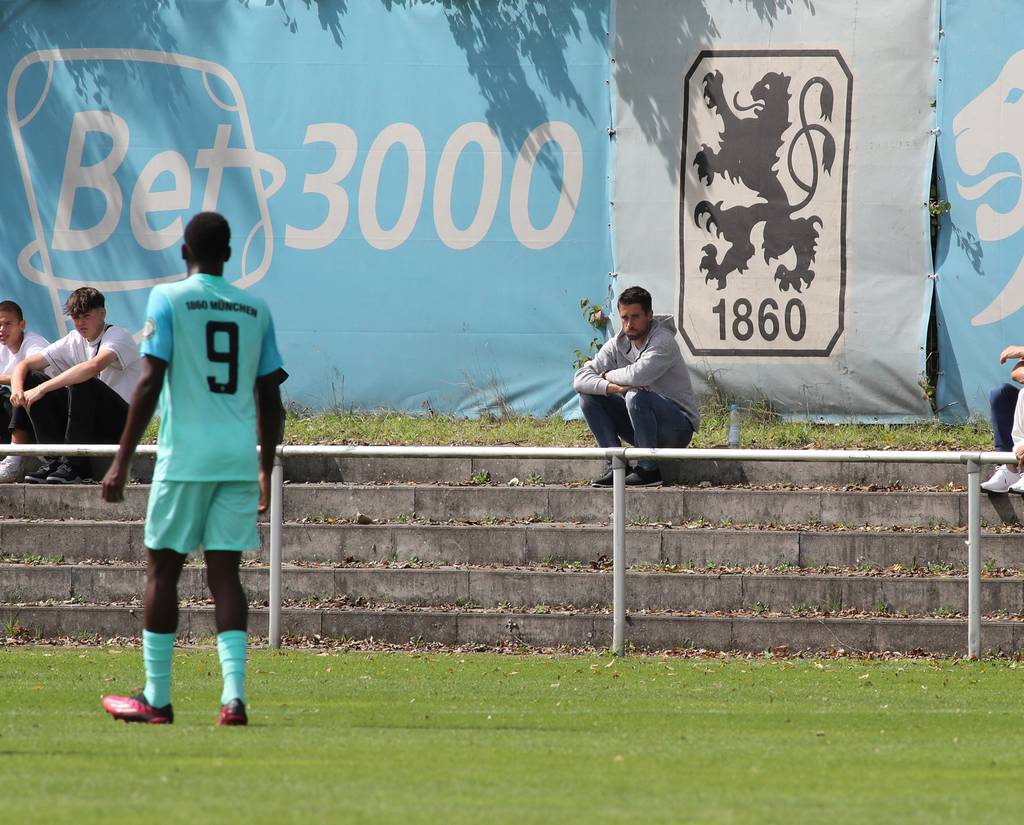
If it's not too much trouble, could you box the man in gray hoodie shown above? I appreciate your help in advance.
[573,286,700,487]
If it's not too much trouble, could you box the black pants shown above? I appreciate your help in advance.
[0,388,13,445]
[11,371,129,467]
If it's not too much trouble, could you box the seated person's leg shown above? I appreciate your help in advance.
[578,391,634,448]
[21,372,74,483]
[0,389,17,483]
[625,389,694,471]
[21,370,68,445]
[58,378,130,482]
[578,392,635,486]
[991,383,1019,455]
[65,377,130,444]
[0,388,12,445]
[983,382,1022,492]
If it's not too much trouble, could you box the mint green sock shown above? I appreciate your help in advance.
[217,630,248,705]
[142,630,175,708]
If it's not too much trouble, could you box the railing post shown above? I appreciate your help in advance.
[966,458,982,659]
[269,450,284,649]
[612,454,626,655]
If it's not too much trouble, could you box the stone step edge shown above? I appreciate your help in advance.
[0,561,1012,581]
[124,454,983,487]
[5,565,1023,616]
[7,486,1021,532]
[1,605,1013,656]
[0,516,995,530]
[2,526,1015,573]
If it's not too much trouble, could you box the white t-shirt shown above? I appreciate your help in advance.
[0,330,49,379]
[42,324,143,402]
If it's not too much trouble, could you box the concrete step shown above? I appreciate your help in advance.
[126,453,978,488]
[3,603,1020,657]
[1,563,1019,616]
[1,519,1019,569]
[3,482,1023,528]
[2,459,1018,656]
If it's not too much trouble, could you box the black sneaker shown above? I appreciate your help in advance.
[218,698,248,726]
[25,458,61,484]
[625,466,663,487]
[591,465,630,487]
[46,461,93,484]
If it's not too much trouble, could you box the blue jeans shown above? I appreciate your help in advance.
[990,382,1020,454]
[578,389,694,471]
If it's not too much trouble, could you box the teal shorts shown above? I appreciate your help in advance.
[145,479,260,554]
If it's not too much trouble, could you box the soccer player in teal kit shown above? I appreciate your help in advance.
[101,212,283,725]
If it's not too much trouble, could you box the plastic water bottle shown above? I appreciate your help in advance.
[728,404,740,448]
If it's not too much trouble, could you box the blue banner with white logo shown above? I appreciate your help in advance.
[935,0,1024,420]
[1,0,612,414]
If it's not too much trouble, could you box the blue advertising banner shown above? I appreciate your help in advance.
[0,0,612,414]
[935,0,1024,420]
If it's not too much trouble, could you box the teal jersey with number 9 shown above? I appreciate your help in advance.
[141,273,283,482]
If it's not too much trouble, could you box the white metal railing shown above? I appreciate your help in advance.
[272,445,1011,658]
[7,443,1012,658]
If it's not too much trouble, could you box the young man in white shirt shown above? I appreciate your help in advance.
[10,287,143,484]
[0,300,49,482]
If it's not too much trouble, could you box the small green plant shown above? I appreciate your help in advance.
[572,293,613,369]
[824,595,843,613]
[526,471,543,485]
[754,602,770,614]
[928,194,951,232]
[303,512,337,524]
[2,616,28,638]
[471,470,491,484]
[936,605,958,618]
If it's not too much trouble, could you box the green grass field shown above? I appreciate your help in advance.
[3,646,1023,824]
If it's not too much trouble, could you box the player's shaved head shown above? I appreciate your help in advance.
[184,212,231,264]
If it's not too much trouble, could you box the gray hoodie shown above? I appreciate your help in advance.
[573,314,701,432]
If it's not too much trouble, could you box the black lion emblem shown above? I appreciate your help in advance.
[693,69,836,293]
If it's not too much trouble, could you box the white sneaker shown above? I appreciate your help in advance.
[983,465,1022,493]
[0,456,22,484]
[1007,475,1024,495]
